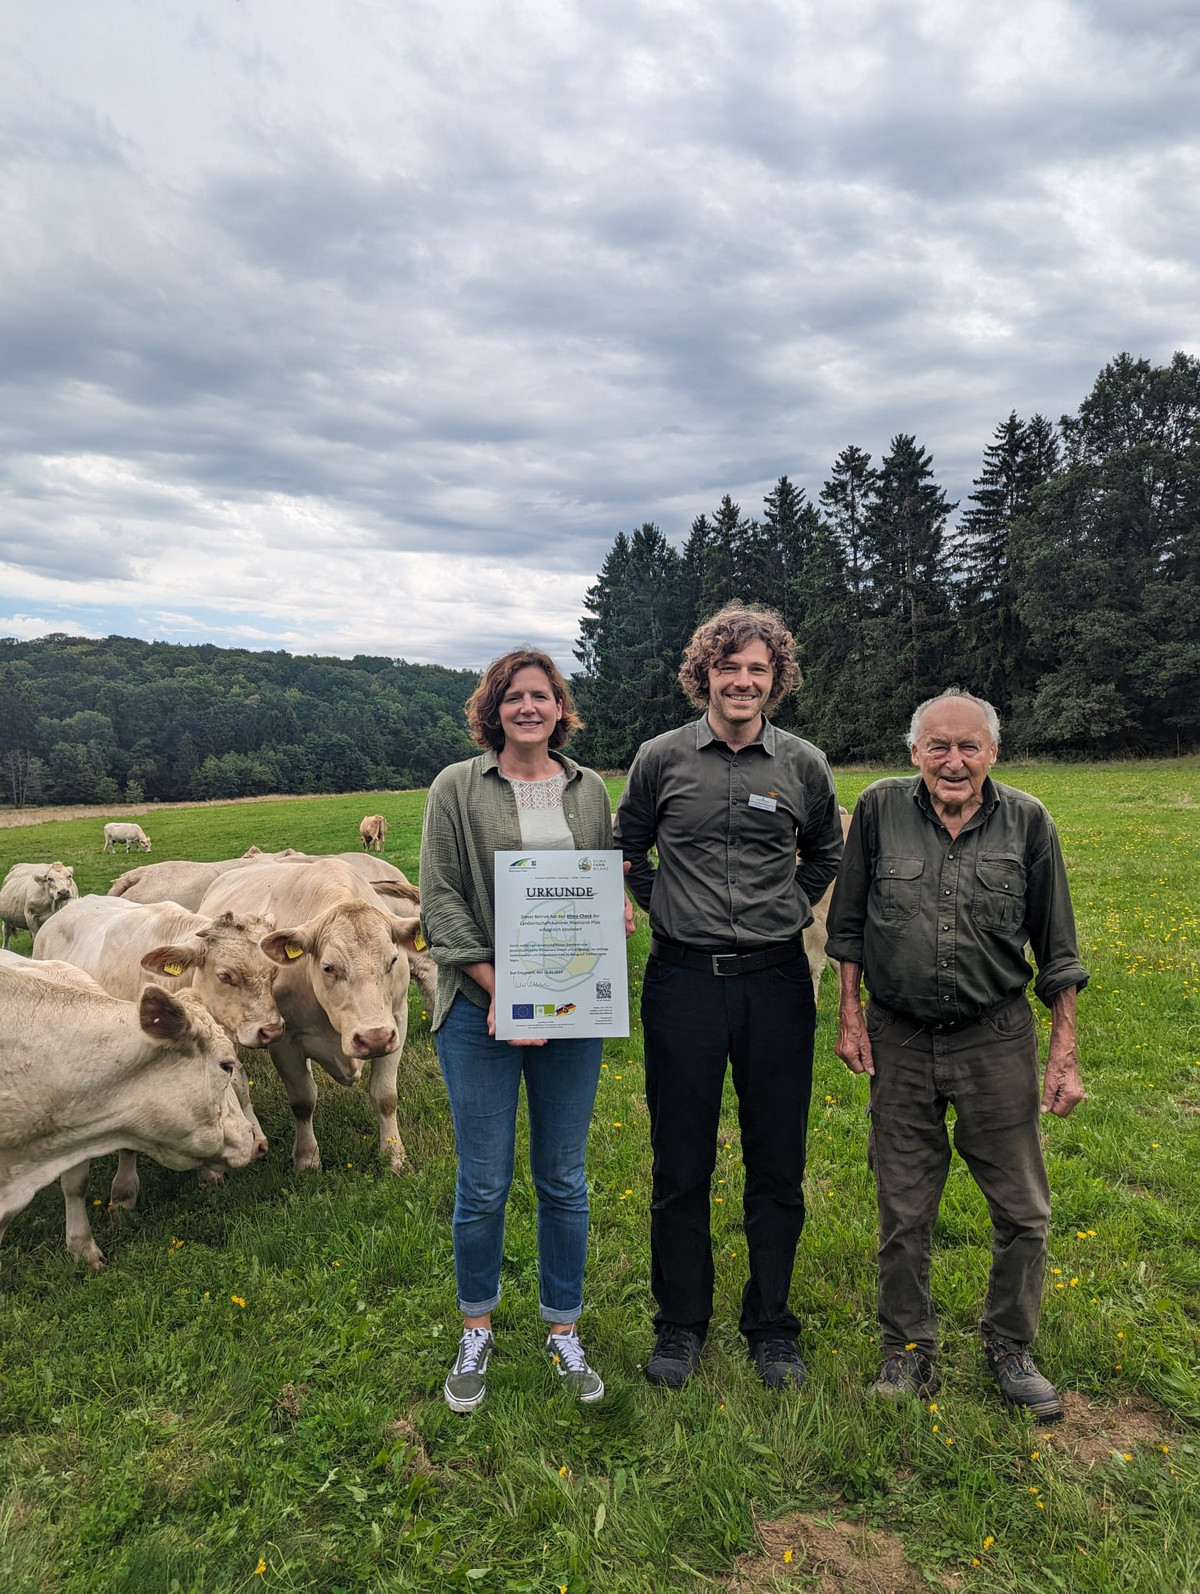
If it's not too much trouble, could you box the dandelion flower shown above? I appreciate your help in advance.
[783,1549,793,1563]
[254,1559,267,1576]
[983,1536,994,1550]
[559,1465,568,1476]
[231,1295,246,1308]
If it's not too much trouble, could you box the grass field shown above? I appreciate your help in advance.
[0,762,1197,1593]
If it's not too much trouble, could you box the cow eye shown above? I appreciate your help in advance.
[217,971,234,985]
[321,962,338,978]
[388,953,399,970]
[219,1059,235,1075]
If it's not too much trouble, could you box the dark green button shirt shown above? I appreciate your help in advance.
[825,774,1088,1025]
[614,714,843,950]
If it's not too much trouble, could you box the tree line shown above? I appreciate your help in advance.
[0,638,479,807]
[571,351,1200,766]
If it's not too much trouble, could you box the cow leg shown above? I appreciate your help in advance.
[1,921,11,950]
[269,1036,322,1171]
[61,1160,105,1271]
[109,1149,140,1210]
[367,1049,406,1175]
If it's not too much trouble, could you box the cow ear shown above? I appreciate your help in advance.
[261,929,310,966]
[388,915,424,953]
[138,984,191,1043]
[141,943,201,977]
[372,879,421,906]
[33,870,50,883]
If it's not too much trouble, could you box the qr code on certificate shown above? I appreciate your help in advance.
[595,980,612,1001]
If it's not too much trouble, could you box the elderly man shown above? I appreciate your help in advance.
[615,603,843,1390]
[826,689,1086,1420]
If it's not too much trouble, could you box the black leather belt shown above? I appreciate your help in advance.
[649,936,805,978]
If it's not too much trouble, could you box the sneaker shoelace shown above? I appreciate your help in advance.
[549,1333,589,1374]
[456,1328,491,1373]
[655,1327,696,1360]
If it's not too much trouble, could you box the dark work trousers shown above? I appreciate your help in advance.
[866,994,1050,1357]
[640,950,816,1342]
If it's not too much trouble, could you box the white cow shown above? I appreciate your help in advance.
[0,861,79,948]
[199,858,421,1175]
[359,814,387,852]
[109,851,302,912]
[802,806,853,1003]
[103,822,152,853]
[34,896,277,1210]
[0,952,264,1271]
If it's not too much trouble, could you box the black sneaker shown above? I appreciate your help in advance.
[645,1325,703,1388]
[871,1348,939,1401]
[749,1335,808,1390]
[983,1336,1064,1421]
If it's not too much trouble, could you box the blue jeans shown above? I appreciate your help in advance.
[435,995,603,1322]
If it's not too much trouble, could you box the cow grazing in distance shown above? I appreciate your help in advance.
[802,806,853,1003]
[0,862,79,948]
[0,952,264,1271]
[103,822,152,853]
[34,896,276,1210]
[359,814,387,852]
[199,858,421,1175]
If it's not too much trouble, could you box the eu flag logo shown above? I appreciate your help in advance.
[512,1004,535,1020]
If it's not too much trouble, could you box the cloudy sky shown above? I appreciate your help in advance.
[2,0,1197,672]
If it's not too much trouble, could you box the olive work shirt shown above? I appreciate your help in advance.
[824,774,1088,1026]
[613,714,843,951]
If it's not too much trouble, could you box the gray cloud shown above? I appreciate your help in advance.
[0,0,1197,663]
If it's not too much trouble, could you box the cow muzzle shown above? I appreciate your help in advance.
[349,1025,398,1058]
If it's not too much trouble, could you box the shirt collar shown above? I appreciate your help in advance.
[481,747,579,780]
[912,773,999,827]
[694,712,776,754]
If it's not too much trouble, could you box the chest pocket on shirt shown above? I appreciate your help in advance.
[972,855,1027,934]
[874,856,924,921]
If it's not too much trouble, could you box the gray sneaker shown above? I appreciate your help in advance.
[444,1327,494,1413]
[983,1336,1063,1421]
[545,1331,605,1402]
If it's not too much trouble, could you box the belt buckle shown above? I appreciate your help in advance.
[711,952,739,977]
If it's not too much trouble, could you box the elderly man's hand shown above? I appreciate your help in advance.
[1040,987,1084,1116]
[835,1007,875,1077]
[1040,1038,1085,1116]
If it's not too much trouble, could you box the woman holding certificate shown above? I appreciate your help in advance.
[419,647,616,1413]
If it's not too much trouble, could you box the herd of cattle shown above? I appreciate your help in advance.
[0,806,850,1275]
[0,821,437,1271]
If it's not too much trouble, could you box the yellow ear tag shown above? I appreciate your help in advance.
[162,960,184,977]
[284,942,305,959]
[413,931,427,952]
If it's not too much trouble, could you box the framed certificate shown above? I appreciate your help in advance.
[493,850,630,1040]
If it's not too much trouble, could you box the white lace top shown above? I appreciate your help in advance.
[505,769,574,849]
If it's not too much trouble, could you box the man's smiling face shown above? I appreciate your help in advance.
[706,639,774,740]
[911,698,997,819]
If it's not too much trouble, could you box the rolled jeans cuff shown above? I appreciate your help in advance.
[540,1299,584,1325]
[458,1289,502,1317]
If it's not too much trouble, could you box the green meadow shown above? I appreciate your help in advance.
[0,761,1197,1593]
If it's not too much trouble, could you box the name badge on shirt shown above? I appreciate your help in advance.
[748,792,777,812]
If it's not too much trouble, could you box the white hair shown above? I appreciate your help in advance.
[907,689,1001,750]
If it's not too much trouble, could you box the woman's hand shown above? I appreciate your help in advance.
[463,959,546,1046]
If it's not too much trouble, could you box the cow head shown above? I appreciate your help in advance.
[141,911,283,1049]
[260,900,420,1073]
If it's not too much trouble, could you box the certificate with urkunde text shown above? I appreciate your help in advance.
[493,850,630,1040]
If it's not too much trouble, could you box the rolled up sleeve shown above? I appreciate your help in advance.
[1026,816,1089,1007]
[824,803,869,965]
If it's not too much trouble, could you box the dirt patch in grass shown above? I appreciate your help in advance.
[726,1511,949,1592]
[1036,1390,1176,1465]
[277,1381,309,1417]
[384,1416,437,1476]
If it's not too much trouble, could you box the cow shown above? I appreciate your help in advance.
[802,806,853,1003]
[34,896,277,1210]
[108,851,302,912]
[198,858,421,1175]
[276,853,436,1012]
[0,861,79,948]
[359,814,387,853]
[0,951,264,1271]
[103,822,152,853]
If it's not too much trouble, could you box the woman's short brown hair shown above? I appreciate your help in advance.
[677,602,802,712]
[465,647,584,752]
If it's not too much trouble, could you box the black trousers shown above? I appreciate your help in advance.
[640,950,816,1341]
